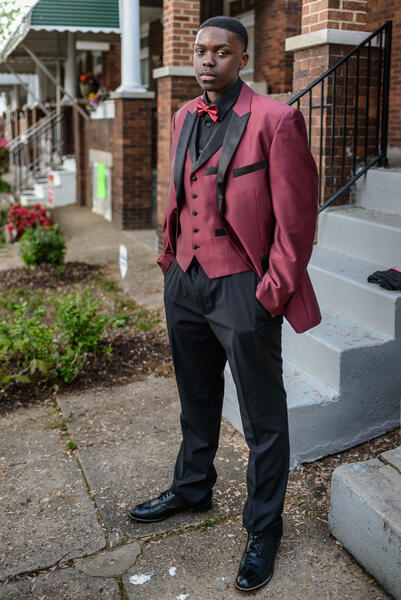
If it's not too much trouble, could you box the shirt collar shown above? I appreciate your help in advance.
[203,77,243,121]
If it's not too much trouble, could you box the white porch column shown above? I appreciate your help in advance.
[116,0,146,94]
[63,31,77,100]
[36,63,47,103]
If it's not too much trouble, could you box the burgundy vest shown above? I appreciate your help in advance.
[176,148,250,278]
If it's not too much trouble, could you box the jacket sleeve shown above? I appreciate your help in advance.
[256,108,318,315]
[156,112,177,275]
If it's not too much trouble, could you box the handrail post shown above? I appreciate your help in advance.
[379,21,392,167]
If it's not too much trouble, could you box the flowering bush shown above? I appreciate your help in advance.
[86,90,110,113]
[79,72,101,86]
[0,135,10,176]
[7,203,54,240]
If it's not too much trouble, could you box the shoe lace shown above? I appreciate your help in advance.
[248,533,265,556]
[158,489,173,501]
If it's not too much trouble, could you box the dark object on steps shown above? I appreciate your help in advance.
[367,268,401,291]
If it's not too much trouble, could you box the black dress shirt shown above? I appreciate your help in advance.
[196,77,243,157]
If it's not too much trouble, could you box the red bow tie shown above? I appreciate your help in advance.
[196,98,219,122]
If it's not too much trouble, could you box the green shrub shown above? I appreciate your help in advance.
[0,178,11,193]
[0,290,110,386]
[20,225,66,267]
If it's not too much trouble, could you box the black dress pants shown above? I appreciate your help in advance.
[164,258,289,536]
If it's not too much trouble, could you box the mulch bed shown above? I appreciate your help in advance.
[0,261,100,291]
[0,262,173,414]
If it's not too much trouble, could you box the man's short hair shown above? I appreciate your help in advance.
[198,16,248,52]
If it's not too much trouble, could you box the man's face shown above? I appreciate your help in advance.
[193,26,249,100]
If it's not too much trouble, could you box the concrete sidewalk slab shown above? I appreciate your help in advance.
[57,376,180,447]
[76,418,247,543]
[0,454,106,580]
[123,516,389,600]
[0,405,63,465]
[53,206,164,313]
[0,567,121,599]
[329,453,401,600]
[75,541,141,577]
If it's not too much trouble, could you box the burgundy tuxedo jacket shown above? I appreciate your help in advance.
[157,81,321,334]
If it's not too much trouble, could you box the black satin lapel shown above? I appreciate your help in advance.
[188,118,199,166]
[174,110,197,211]
[191,115,231,174]
[216,111,251,213]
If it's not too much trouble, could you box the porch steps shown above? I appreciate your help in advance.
[222,167,401,467]
[355,166,401,215]
[328,447,401,599]
[19,157,76,207]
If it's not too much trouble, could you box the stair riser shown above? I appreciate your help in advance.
[282,325,341,390]
[355,170,401,216]
[223,366,400,468]
[309,264,397,337]
[318,211,401,265]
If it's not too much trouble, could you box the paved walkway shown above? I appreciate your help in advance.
[0,205,391,599]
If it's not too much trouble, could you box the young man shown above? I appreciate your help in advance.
[130,16,320,592]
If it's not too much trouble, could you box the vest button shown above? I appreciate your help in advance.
[193,244,199,249]
[192,210,198,216]
[193,228,199,233]
[191,175,197,181]
[192,193,197,199]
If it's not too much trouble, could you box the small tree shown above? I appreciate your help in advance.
[0,2,36,44]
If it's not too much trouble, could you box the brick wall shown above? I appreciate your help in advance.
[102,44,121,92]
[73,97,156,229]
[113,97,155,229]
[367,1,401,146]
[302,0,367,33]
[254,0,302,93]
[163,0,200,66]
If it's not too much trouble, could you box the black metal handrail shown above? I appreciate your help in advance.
[288,21,392,212]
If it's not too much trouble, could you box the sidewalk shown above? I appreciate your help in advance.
[0,205,394,599]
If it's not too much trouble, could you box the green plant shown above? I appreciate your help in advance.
[0,304,58,386]
[0,289,111,387]
[20,225,66,267]
[0,179,11,193]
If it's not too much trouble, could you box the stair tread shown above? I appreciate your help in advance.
[285,307,391,350]
[283,361,337,408]
[325,206,401,231]
[310,246,401,298]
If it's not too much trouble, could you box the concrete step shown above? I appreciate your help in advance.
[223,360,400,467]
[62,156,76,172]
[309,246,401,337]
[282,308,391,391]
[355,167,401,215]
[318,207,401,266]
[328,449,401,600]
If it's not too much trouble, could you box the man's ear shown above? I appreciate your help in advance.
[239,52,249,71]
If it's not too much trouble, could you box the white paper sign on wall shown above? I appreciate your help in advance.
[119,244,128,280]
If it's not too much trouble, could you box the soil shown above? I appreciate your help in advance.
[0,262,173,414]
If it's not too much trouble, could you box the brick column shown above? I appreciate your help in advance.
[286,0,372,206]
[112,95,156,229]
[155,0,201,249]
[73,110,87,206]
[254,0,302,94]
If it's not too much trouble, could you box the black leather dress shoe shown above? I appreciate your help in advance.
[235,531,281,592]
[129,488,213,523]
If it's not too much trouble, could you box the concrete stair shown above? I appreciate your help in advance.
[222,166,401,467]
[20,157,76,207]
[329,446,401,599]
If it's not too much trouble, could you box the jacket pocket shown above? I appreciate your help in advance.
[233,159,267,178]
